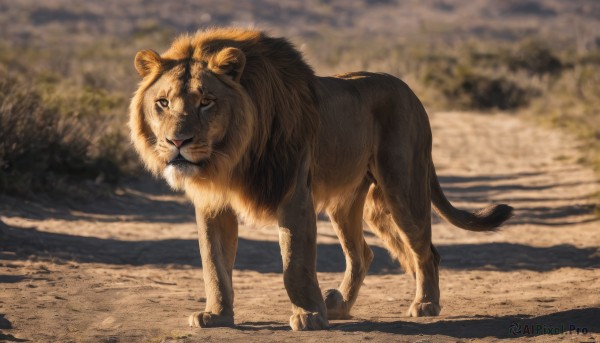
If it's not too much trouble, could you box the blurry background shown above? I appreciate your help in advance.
[0,0,599,200]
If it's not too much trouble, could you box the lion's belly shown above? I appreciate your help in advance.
[311,85,374,210]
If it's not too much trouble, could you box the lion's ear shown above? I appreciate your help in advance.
[208,47,246,82]
[134,49,162,78]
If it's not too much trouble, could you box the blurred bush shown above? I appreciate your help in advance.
[422,64,531,110]
[505,40,563,75]
[0,68,136,196]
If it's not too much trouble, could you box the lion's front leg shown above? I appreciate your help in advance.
[189,206,238,328]
[277,164,329,331]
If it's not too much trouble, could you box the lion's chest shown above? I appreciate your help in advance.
[229,191,279,226]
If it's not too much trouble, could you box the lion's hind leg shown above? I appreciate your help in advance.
[364,100,442,316]
[365,182,441,317]
[324,180,373,320]
[364,184,416,278]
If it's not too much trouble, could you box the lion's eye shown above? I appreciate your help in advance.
[199,98,214,108]
[157,99,169,108]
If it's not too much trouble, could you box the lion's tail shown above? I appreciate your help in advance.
[430,162,513,231]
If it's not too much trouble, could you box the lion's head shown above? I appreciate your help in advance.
[130,28,318,217]
[130,34,256,190]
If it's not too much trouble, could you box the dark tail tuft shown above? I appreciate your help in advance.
[430,164,514,232]
[459,203,514,232]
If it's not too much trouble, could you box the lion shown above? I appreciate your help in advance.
[129,28,513,331]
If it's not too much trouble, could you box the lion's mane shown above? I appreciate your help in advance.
[130,28,319,218]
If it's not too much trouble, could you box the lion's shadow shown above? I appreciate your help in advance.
[328,307,600,338]
[1,223,598,275]
[229,308,600,337]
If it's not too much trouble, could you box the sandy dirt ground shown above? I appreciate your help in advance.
[1,112,599,343]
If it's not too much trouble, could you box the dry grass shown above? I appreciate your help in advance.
[0,66,135,197]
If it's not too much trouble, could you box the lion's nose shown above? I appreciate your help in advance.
[166,136,194,148]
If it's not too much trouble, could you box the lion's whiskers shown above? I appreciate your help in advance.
[211,149,230,160]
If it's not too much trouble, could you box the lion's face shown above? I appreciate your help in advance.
[143,68,235,182]
[130,48,254,190]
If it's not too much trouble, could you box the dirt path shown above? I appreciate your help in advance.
[1,112,599,343]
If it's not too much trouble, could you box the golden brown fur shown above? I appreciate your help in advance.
[129,28,513,331]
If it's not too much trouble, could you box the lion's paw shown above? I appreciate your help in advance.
[324,289,351,320]
[289,311,329,331]
[408,302,441,317]
[188,312,234,328]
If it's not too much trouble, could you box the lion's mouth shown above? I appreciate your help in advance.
[168,154,206,168]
